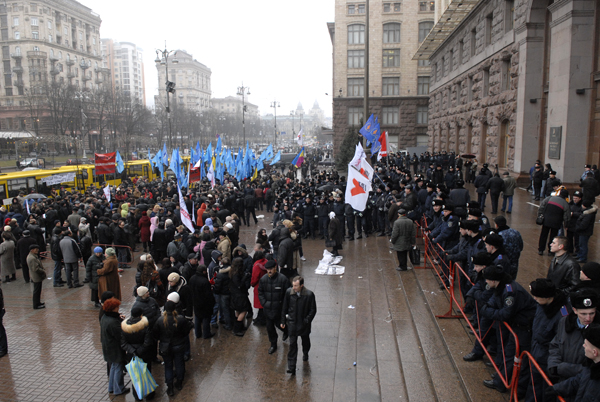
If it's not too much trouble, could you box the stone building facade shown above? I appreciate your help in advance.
[328,0,436,156]
[420,0,599,183]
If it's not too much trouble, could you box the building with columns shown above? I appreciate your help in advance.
[417,0,599,183]
[328,0,436,156]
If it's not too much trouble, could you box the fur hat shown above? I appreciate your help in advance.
[136,286,149,297]
[167,273,181,282]
[571,289,599,310]
[529,278,556,298]
[105,247,116,256]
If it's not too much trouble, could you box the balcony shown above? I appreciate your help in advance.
[13,79,24,87]
[49,54,59,62]
[67,72,76,78]
[50,68,60,75]
[82,74,91,81]
[12,66,23,73]
[27,51,47,58]
[95,77,104,84]
[10,53,22,59]
[66,59,74,66]
[80,63,89,70]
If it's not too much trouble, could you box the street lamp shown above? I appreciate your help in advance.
[270,100,280,146]
[236,83,250,147]
[155,43,178,151]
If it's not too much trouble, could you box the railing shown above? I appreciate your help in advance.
[416,221,566,401]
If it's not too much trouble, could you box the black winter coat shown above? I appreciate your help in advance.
[474,173,490,194]
[121,316,155,364]
[188,271,215,319]
[547,253,580,294]
[229,271,251,312]
[152,228,168,252]
[131,296,161,327]
[277,229,294,269]
[554,362,600,401]
[486,176,505,195]
[152,314,192,354]
[576,205,598,237]
[258,271,291,320]
[97,222,113,245]
[531,293,567,366]
[281,287,317,336]
[100,311,125,364]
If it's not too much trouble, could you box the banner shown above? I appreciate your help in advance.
[190,166,201,183]
[40,172,76,186]
[177,185,194,233]
[103,184,111,202]
[95,152,116,175]
[345,166,372,212]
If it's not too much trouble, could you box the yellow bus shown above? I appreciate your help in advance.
[0,159,156,206]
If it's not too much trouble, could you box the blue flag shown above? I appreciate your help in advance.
[116,151,125,174]
[161,143,168,166]
[216,136,222,156]
[270,151,281,165]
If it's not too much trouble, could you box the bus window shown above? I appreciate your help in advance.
[0,184,6,201]
[28,177,36,191]
[8,178,29,197]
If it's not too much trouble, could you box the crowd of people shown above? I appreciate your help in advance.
[0,148,600,400]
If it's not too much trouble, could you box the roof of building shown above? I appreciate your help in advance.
[412,0,480,61]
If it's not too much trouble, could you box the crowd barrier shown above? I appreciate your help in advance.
[416,222,565,401]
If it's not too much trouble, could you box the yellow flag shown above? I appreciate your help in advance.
[251,167,258,181]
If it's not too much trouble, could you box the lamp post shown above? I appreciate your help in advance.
[270,100,280,146]
[236,83,250,147]
[155,43,178,151]
[290,110,295,139]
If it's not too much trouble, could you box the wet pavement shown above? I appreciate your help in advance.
[0,185,595,401]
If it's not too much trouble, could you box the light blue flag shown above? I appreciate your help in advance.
[162,143,168,166]
[169,148,180,180]
[216,136,222,156]
[265,144,274,160]
[195,142,201,161]
[116,151,125,174]
[205,142,212,164]
[270,150,281,165]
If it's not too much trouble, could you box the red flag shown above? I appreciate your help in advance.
[379,131,388,157]
[95,152,116,175]
[189,167,201,183]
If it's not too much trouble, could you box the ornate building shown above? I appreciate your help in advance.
[417,0,600,183]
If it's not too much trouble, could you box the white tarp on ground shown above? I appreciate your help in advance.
[40,172,76,185]
[315,250,345,275]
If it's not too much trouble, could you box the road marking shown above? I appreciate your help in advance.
[527,202,540,208]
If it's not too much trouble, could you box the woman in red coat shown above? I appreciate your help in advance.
[196,202,207,227]
[138,211,151,253]
[250,251,268,325]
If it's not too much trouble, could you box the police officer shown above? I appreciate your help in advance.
[316,196,330,240]
[375,185,387,236]
[345,202,355,241]
[302,195,316,240]
[332,193,345,237]
[480,265,537,396]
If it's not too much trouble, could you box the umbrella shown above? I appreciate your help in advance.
[461,154,476,159]
[134,204,149,211]
[25,193,48,200]
[317,184,334,193]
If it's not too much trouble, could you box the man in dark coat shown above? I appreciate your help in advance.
[276,228,295,278]
[547,236,580,295]
[151,222,168,262]
[188,264,216,339]
[100,298,129,396]
[17,230,37,283]
[131,286,161,328]
[390,209,416,271]
[27,244,45,309]
[280,276,317,374]
[553,323,600,401]
[486,173,505,214]
[259,260,291,354]
[537,190,570,255]
[474,169,491,210]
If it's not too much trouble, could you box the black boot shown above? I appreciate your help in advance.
[167,383,175,396]
[234,320,245,337]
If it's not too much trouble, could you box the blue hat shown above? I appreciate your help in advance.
[94,247,103,253]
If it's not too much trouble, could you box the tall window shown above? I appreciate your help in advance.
[348,107,364,125]
[348,24,365,45]
[48,34,52,43]
[418,21,434,43]
[32,31,39,39]
[383,49,400,67]
[417,77,430,95]
[347,78,364,96]
[15,47,21,56]
[485,14,493,45]
[382,107,398,125]
[505,0,514,32]
[499,120,510,167]
[483,68,490,97]
[382,77,400,96]
[358,4,365,13]
[347,50,365,68]
[13,17,18,26]
[383,23,401,43]
[31,17,38,26]
[348,4,355,14]
[501,59,511,91]
[419,1,435,11]
[417,106,428,124]
[14,31,19,39]
[470,28,477,56]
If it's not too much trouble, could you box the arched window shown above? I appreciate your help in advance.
[499,120,510,168]
[347,24,365,45]
[383,23,401,43]
[15,46,21,56]
[50,49,54,57]
[59,51,62,59]
[419,21,434,43]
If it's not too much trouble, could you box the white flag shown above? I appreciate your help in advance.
[103,184,111,202]
[177,185,195,233]
[349,143,366,170]
[359,158,374,181]
[296,128,304,146]
[207,161,215,189]
[345,166,372,212]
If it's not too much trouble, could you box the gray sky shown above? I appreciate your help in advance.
[82,0,334,117]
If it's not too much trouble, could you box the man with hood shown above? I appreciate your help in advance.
[217,231,231,261]
[276,228,295,280]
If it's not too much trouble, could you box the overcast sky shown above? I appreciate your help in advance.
[82,0,335,118]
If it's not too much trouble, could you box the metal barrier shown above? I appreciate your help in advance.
[93,243,135,268]
[516,351,566,402]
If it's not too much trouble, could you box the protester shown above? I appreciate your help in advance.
[100,297,129,396]
[27,244,45,310]
[259,260,291,354]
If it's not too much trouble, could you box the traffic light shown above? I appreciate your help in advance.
[166,81,176,94]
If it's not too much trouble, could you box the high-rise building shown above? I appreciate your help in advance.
[328,0,435,156]
[101,39,146,106]
[155,50,211,112]
[0,0,104,106]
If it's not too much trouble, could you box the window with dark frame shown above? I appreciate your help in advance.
[419,21,434,43]
[418,77,430,95]
[382,77,400,96]
[348,24,365,44]
[383,49,400,67]
[347,78,365,97]
[382,107,398,125]
[383,23,401,43]
[347,50,365,68]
